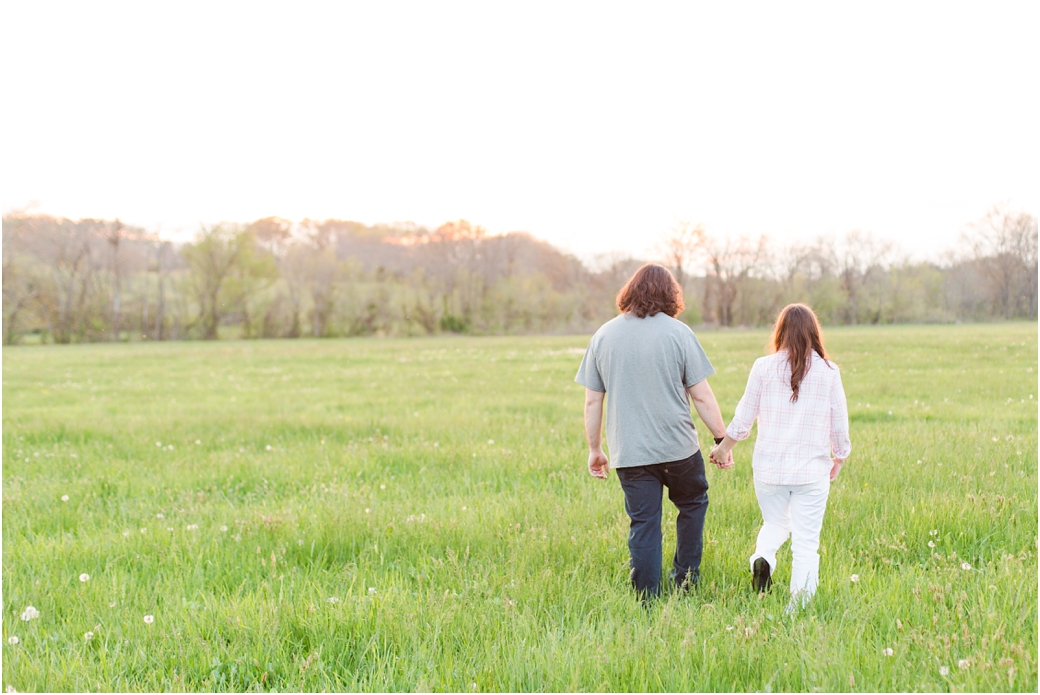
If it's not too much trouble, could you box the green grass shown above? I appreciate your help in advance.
[2,324,1037,692]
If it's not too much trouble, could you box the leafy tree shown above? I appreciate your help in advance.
[181,224,248,339]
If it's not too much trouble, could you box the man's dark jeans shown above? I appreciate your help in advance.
[615,451,709,599]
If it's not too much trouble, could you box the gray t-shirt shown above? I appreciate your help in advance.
[574,312,715,468]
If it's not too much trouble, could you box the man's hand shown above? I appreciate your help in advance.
[583,388,608,479]
[829,457,844,481]
[588,449,609,479]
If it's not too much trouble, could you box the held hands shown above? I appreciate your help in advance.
[588,449,609,479]
[709,443,734,469]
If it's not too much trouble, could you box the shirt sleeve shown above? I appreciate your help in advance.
[574,341,605,392]
[726,360,763,441]
[682,330,715,387]
[830,367,852,460]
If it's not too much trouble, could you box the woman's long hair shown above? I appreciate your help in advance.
[770,303,830,403]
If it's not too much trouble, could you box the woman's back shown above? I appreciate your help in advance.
[728,349,851,485]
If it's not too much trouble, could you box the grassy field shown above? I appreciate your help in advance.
[2,323,1037,692]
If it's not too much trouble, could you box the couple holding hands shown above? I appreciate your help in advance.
[577,264,851,610]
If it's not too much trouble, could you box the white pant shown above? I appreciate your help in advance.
[750,477,830,603]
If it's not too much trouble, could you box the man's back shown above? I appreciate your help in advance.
[575,312,714,467]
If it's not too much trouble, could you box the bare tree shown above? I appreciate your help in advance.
[105,219,125,341]
[153,241,172,340]
[18,217,100,343]
[1,227,38,344]
[657,221,705,289]
[834,231,892,324]
[308,249,342,338]
[963,204,1039,318]
[701,234,769,326]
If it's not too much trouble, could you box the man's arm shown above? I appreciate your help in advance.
[687,379,726,439]
[583,387,609,479]
[687,379,733,468]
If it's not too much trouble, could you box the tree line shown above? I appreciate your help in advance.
[2,206,1036,345]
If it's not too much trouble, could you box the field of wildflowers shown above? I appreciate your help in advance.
[2,324,1037,691]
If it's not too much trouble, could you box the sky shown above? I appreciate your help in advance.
[3,1,1038,263]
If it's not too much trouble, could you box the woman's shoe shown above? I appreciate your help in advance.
[752,557,772,594]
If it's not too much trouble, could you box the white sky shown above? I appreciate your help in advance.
[3,1,1038,263]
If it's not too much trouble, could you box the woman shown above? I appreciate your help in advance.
[710,303,851,611]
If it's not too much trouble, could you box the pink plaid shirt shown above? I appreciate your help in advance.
[726,350,852,485]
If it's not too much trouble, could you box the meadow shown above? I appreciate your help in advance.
[2,323,1037,692]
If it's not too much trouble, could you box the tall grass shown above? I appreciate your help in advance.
[2,324,1037,691]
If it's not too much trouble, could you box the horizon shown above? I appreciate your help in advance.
[1,205,993,270]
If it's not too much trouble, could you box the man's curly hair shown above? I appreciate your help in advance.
[616,263,685,318]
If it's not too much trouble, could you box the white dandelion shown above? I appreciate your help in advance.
[122,530,131,537]
[195,440,201,445]
[156,513,164,519]
[365,508,371,514]
[83,631,94,641]
[957,659,969,669]
[928,541,935,548]
[380,484,386,490]
[140,528,147,534]
[961,562,972,571]
[186,524,198,531]
[6,636,19,645]
[143,615,154,624]
[19,606,39,622]
[850,574,860,583]
[368,587,377,594]
[155,442,162,447]
[61,495,69,502]
[79,573,90,582]
[487,439,494,445]
[882,648,893,656]
[940,666,950,676]
[327,597,340,604]
[219,525,229,532]
[265,445,272,451]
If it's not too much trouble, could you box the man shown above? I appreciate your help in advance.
[575,263,731,600]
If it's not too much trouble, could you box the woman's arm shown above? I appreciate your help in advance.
[830,368,852,461]
[710,361,763,468]
[727,362,764,441]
